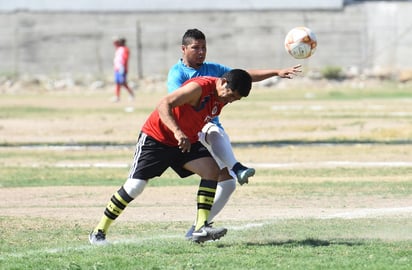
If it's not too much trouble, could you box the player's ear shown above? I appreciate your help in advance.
[220,78,228,89]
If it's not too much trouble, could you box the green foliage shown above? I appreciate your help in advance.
[321,66,343,80]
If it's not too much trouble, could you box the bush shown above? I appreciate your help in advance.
[321,66,343,80]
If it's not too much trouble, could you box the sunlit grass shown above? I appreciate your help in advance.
[0,84,411,269]
[1,216,411,270]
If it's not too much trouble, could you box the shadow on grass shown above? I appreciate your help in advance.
[265,238,362,247]
[218,238,363,248]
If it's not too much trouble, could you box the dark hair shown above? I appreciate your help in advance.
[222,69,252,97]
[118,38,126,46]
[182,28,206,46]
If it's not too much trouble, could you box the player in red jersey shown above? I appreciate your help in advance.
[112,37,134,102]
[89,69,252,244]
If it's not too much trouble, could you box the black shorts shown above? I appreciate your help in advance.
[127,132,212,180]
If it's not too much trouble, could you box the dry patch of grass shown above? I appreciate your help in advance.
[1,86,412,144]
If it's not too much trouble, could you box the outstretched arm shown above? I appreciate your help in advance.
[247,64,302,81]
[157,82,202,152]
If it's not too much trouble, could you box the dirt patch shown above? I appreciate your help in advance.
[2,186,411,223]
[1,88,412,224]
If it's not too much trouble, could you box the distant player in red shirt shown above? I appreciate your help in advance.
[89,69,252,245]
[112,37,134,102]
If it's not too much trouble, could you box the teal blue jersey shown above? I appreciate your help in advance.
[167,59,232,128]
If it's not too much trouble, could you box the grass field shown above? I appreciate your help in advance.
[0,81,411,269]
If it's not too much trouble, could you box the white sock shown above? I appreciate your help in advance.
[206,127,237,169]
[207,178,236,223]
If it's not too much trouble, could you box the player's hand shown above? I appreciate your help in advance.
[175,132,191,153]
[278,64,302,79]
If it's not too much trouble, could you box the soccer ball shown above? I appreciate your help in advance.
[284,27,317,59]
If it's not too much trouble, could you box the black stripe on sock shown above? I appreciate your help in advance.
[199,179,218,189]
[118,186,134,203]
[197,203,213,210]
[197,190,216,198]
[111,196,126,210]
[104,209,118,220]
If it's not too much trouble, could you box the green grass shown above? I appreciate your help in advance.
[0,105,152,120]
[1,217,411,270]
[0,166,202,187]
[2,83,412,146]
[1,162,410,192]
[1,86,411,269]
[248,83,412,101]
[1,147,410,269]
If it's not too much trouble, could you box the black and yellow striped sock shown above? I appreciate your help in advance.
[94,186,134,234]
[195,179,217,231]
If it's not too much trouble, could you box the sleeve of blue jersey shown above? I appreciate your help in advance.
[167,67,185,93]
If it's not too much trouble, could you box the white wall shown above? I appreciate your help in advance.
[0,0,344,11]
[0,2,411,79]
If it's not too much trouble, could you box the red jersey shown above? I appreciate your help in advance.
[142,77,225,146]
[114,46,129,72]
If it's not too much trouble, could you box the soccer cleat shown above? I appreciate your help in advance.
[89,230,108,245]
[185,222,215,240]
[185,225,195,240]
[191,224,227,243]
[232,162,255,185]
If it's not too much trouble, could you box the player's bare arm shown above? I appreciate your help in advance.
[157,82,203,152]
[247,64,302,81]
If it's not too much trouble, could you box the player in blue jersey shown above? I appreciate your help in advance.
[168,28,301,239]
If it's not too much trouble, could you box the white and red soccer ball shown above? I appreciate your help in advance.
[284,27,317,59]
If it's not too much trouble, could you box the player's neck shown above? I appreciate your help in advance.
[182,59,202,70]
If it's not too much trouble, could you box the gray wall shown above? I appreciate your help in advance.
[0,0,345,12]
[0,2,411,80]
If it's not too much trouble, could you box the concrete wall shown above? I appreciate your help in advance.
[0,2,411,80]
[0,0,345,12]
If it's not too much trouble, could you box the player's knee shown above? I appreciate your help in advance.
[206,167,220,180]
[203,123,225,144]
[123,178,147,198]
[201,162,220,180]
[206,124,224,137]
